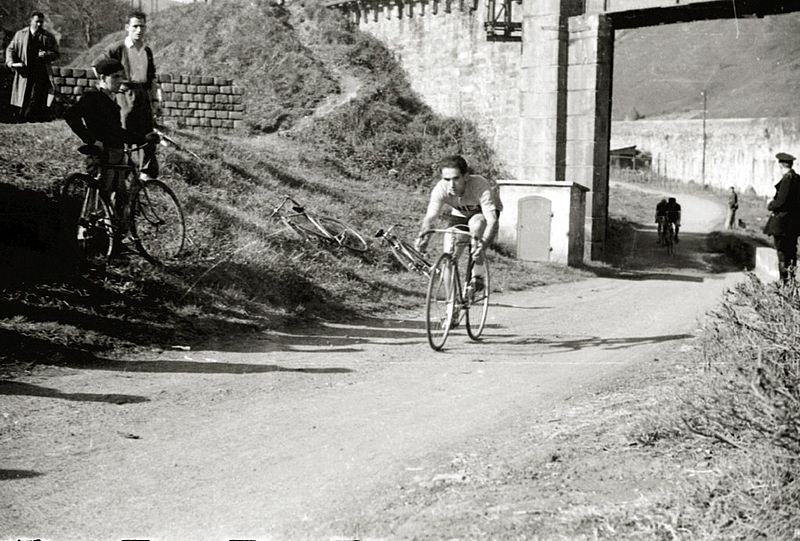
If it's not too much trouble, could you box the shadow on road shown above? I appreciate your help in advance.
[0,469,43,481]
[592,219,741,281]
[498,332,695,351]
[0,381,150,404]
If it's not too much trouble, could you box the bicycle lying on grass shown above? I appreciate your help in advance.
[375,225,431,276]
[60,133,186,267]
[420,226,490,351]
[267,195,367,253]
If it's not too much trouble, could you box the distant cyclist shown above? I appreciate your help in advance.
[665,197,682,242]
[654,198,667,243]
[415,155,501,293]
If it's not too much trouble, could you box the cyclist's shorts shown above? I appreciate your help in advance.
[447,210,499,228]
[447,214,471,229]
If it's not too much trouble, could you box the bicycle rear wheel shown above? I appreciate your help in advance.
[61,173,114,266]
[310,215,368,253]
[425,253,458,351]
[130,179,185,265]
[392,240,432,275]
[466,259,490,341]
[664,224,674,255]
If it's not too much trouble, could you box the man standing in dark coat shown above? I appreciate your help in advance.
[766,152,800,283]
[5,11,59,122]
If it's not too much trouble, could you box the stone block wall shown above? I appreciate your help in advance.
[49,67,245,132]
[611,117,800,197]
[351,1,524,175]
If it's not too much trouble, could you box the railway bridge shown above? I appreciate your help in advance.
[329,0,800,263]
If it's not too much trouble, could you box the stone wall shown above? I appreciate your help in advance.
[354,2,524,175]
[49,67,245,132]
[611,118,800,197]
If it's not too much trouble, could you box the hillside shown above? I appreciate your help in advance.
[613,13,800,120]
[0,0,587,374]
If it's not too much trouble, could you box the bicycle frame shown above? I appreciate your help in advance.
[375,225,432,276]
[69,138,186,265]
[267,195,331,239]
[421,226,490,350]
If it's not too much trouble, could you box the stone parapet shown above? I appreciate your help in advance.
[49,67,245,132]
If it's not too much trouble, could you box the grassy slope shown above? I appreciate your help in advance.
[71,1,339,132]
[0,121,588,374]
[614,13,800,120]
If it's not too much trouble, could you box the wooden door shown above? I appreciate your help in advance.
[517,196,552,261]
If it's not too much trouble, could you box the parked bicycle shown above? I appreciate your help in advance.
[267,195,367,253]
[375,225,431,276]
[60,133,186,267]
[420,226,490,351]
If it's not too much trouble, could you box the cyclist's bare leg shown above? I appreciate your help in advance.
[468,214,488,281]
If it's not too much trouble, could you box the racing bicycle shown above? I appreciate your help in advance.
[375,225,431,276]
[420,226,490,351]
[267,195,367,253]
[60,134,186,267]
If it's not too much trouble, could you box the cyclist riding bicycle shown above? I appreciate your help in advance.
[654,198,667,243]
[63,57,157,252]
[665,196,682,242]
[414,155,501,294]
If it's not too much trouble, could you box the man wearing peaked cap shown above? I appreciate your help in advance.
[764,152,800,283]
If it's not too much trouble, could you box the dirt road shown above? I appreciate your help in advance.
[1,186,742,540]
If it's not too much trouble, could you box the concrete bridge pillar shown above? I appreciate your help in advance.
[566,14,613,261]
[518,0,575,182]
[506,1,611,262]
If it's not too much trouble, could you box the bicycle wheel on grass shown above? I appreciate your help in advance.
[61,173,114,266]
[425,253,458,351]
[465,258,490,341]
[392,240,431,275]
[310,215,368,253]
[130,179,185,264]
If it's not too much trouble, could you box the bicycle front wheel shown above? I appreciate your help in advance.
[310,216,368,253]
[466,259,490,341]
[130,180,185,265]
[61,173,114,266]
[393,240,431,275]
[425,253,458,351]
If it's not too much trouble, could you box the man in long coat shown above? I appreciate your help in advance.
[766,152,800,283]
[5,11,59,122]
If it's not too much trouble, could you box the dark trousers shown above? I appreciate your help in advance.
[19,75,51,122]
[118,86,158,178]
[773,235,799,282]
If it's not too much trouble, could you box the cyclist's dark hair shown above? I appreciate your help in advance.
[30,11,45,20]
[668,197,676,203]
[440,155,468,174]
[127,11,147,23]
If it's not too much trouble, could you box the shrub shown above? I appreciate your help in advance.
[680,275,800,538]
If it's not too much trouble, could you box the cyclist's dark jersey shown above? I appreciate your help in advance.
[655,200,667,218]
[665,201,681,223]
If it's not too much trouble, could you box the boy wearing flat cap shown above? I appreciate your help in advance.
[765,152,800,283]
[64,57,153,247]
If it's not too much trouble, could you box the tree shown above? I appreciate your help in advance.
[49,0,129,48]
[0,0,42,31]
